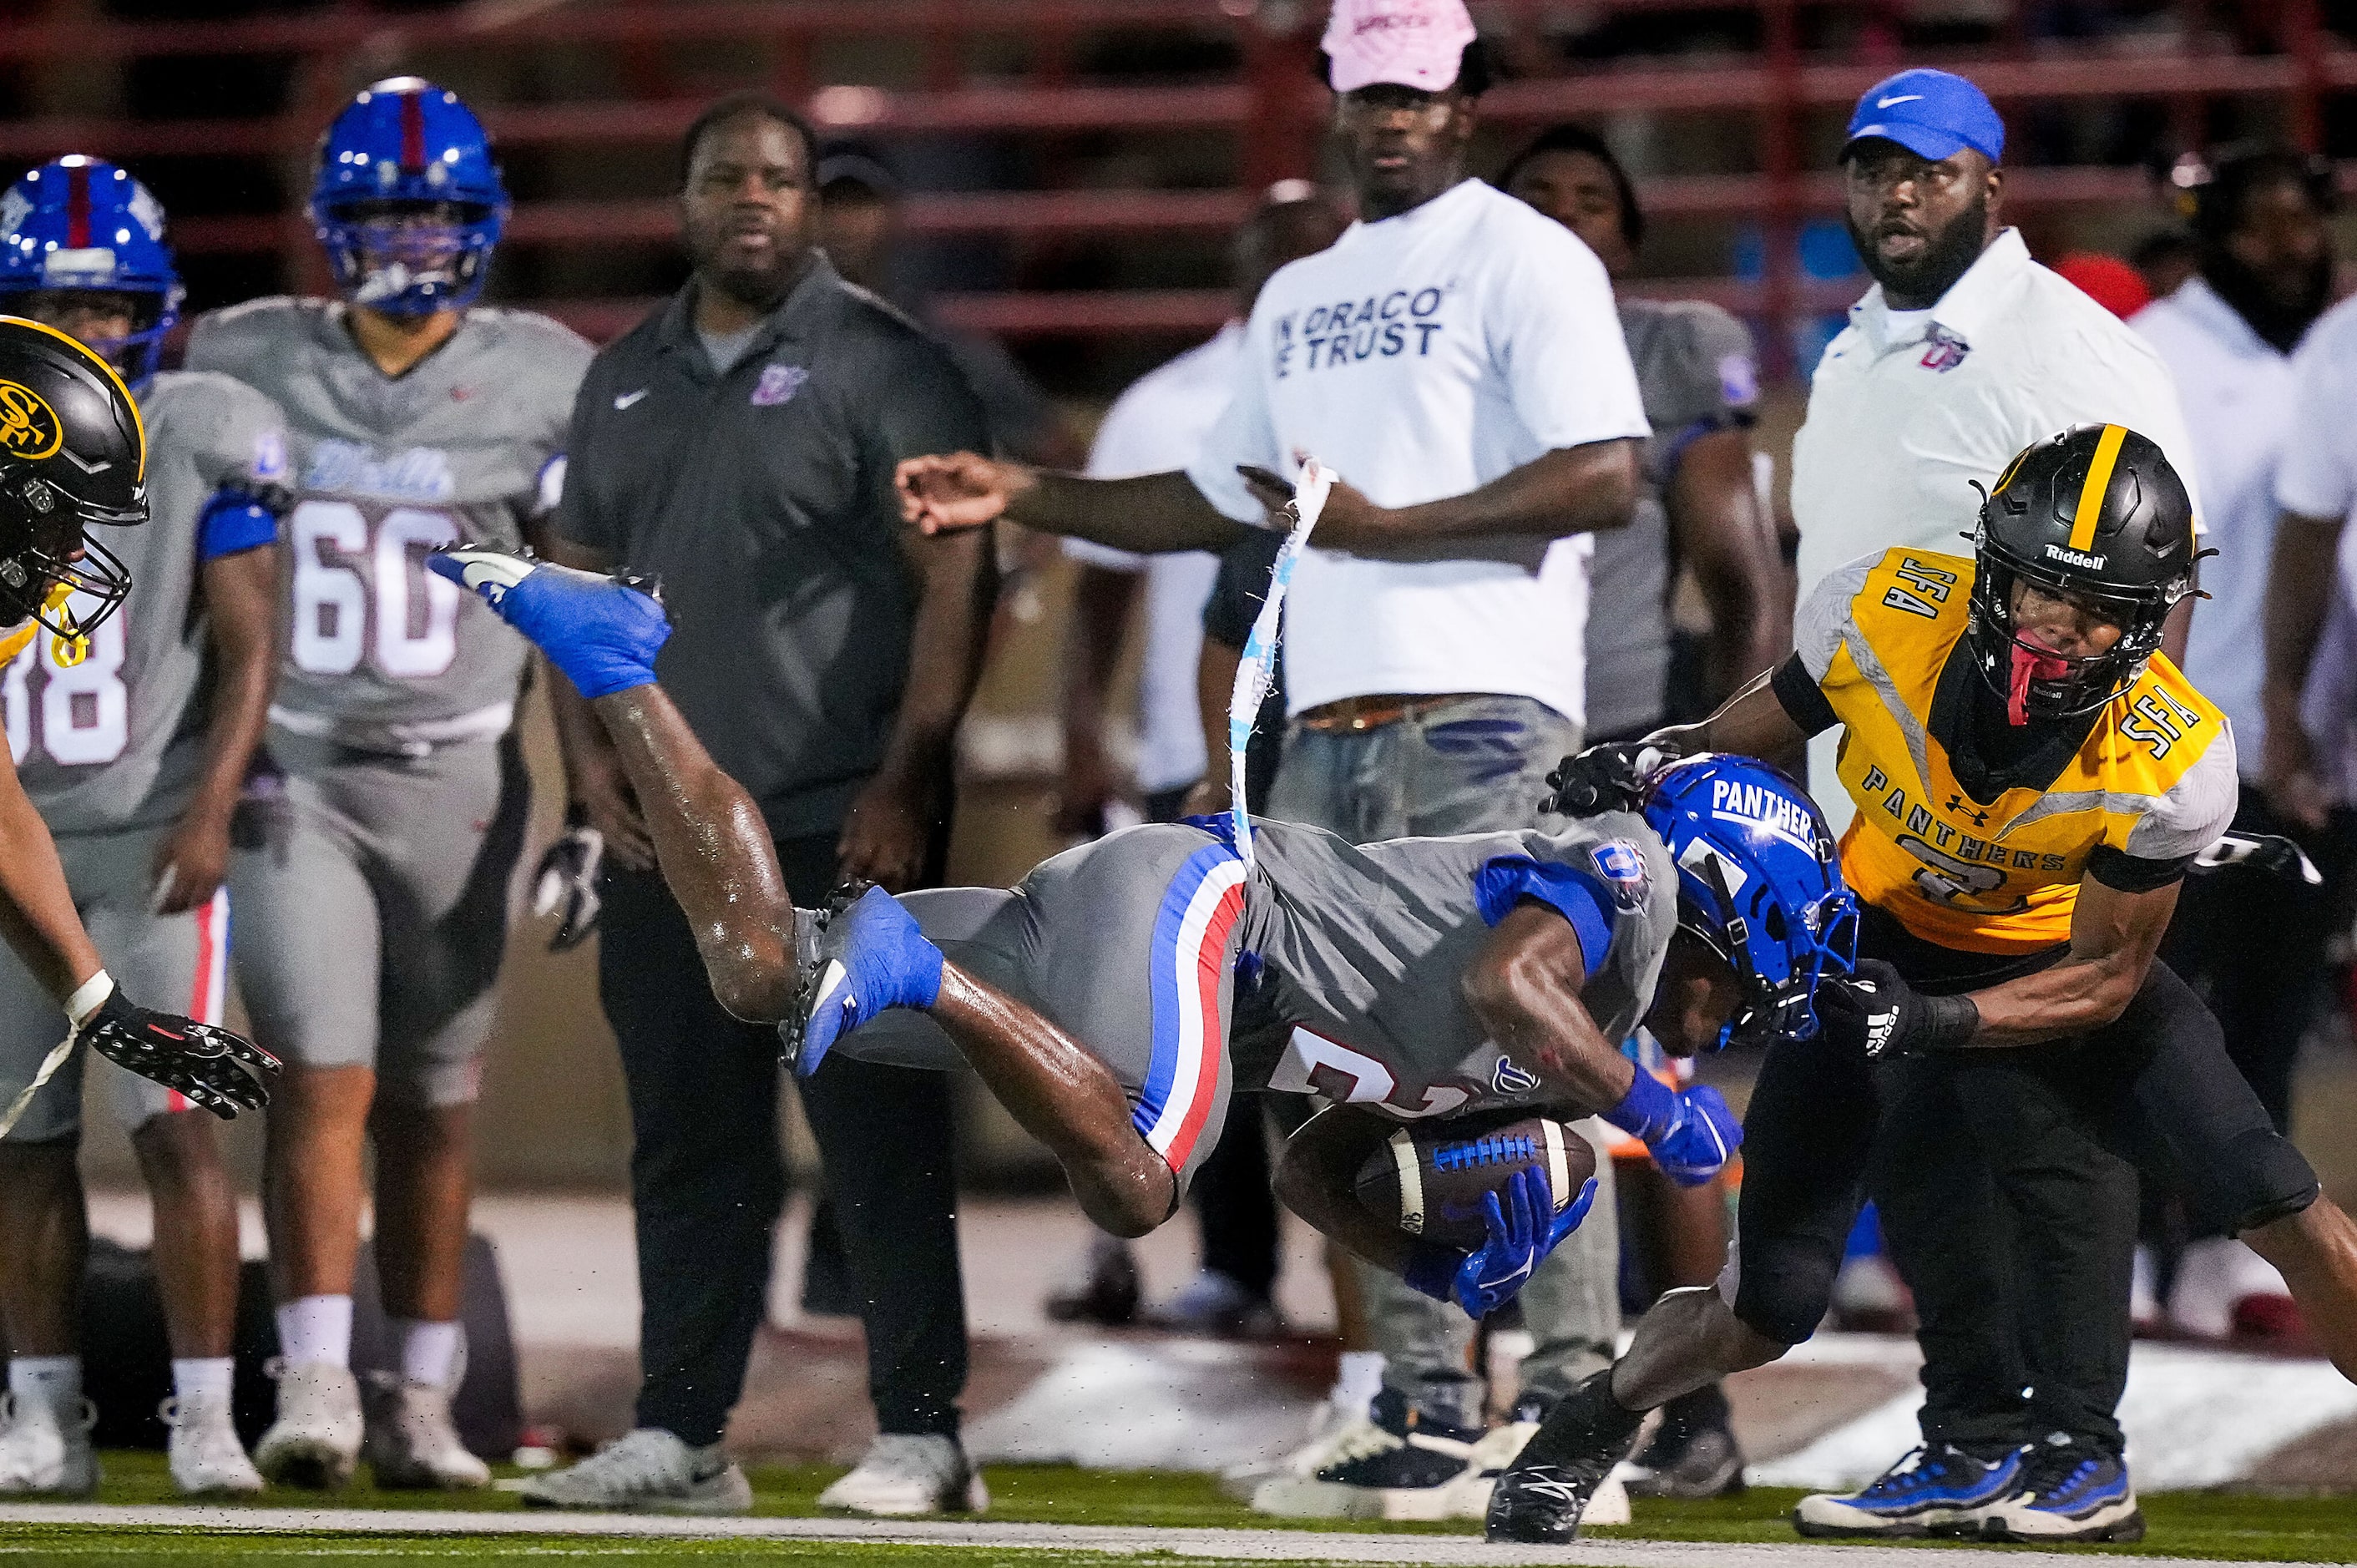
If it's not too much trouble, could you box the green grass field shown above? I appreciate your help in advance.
[0,1456,2349,1565]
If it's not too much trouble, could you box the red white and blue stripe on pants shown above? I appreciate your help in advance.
[1134,843,1245,1175]
[162,886,230,1115]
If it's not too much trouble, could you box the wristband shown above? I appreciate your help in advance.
[66,969,114,1029]
[1601,1066,1678,1141]
[1403,1242,1462,1304]
[1923,992,1981,1052]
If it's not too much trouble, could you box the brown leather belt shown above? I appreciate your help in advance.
[1294,692,1497,733]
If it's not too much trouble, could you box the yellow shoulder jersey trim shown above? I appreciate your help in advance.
[1820,547,2226,953]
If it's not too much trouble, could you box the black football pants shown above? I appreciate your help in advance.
[599,845,969,1448]
[1734,937,2318,1456]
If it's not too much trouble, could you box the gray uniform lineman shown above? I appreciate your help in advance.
[184,298,590,1101]
[0,370,286,1142]
[1585,299,1760,741]
[831,811,1677,1191]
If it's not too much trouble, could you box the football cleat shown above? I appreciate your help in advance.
[1621,1383,1746,1500]
[429,549,670,701]
[1977,1434,2142,1543]
[0,1392,98,1497]
[363,1365,491,1490]
[1792,1442,2019,1538]
[1485,1369,1646,1543]
[516,1427,751,1514]
[780,883,943,1079]
[253,1359,363,1490]
[816,1434,989,1516]
[160,1390,264,1496]
[1252,1387,1489,1521]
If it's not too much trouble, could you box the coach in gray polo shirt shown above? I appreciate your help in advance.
[519,94,998,1517]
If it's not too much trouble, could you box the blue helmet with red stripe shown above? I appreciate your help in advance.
[310,77,508,316]
[1642,754,1859,1048]
[0,156,184,393]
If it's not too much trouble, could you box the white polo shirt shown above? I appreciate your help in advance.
[2134,278,2299,773]
[2274,291,2357,529]
[1186,177,1650,724]
[1790,227,2203,820]
[1065,323,1241,795]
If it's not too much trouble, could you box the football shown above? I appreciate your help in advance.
[1352,1106,1598,1251]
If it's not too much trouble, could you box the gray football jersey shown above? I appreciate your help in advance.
[1236,810,1678,1119]
[10,370,287,832]
[1585,300,1758,738]
[185,299,591,752]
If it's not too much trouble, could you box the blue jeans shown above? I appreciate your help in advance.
[1267,695,1621,1429]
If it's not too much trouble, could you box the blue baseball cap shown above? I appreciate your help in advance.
[1843,68,2005,164]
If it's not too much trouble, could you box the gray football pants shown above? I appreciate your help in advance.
[1266,695,1619,1430]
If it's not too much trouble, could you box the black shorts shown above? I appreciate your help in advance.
[1727,914,2320,1346]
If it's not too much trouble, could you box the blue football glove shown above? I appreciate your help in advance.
[1403,1166,1600,1320]
[792,884,947,1079]
[1603,1070,1742,1187]
[427,549,670,700]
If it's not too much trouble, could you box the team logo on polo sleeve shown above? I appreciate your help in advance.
[0,380,63,461]
[1591,840,1650,909]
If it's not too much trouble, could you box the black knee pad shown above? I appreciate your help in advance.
[1732,1257,1835,1347]
[2213,1125,2322,1236]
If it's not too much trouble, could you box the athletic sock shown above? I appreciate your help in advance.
[171,1358,235,1407]
[390,1318,463,1388]
[275,1294,353,1369]
[1661,1378,1732,1437]
[1330,1349,1383,1418]
[8,1356,82,1415]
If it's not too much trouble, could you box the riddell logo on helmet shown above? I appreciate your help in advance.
[0,382,61,461]
[2044,544,2107,571]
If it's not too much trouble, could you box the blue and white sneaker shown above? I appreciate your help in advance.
[783,883,944,1078]
[1792,1444,2020,1538]
[1978,1434,2142,1543]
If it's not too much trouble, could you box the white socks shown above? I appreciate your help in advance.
[171,1357,235,1405]
[390,1319,462,1389]
[276,1294,353,1368]
[1331,1350,1383,1417]
[8,1356,81,1414]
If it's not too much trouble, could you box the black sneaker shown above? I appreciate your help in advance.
[1978,1434,2143,1544]
[1485,1369,1646,1544]
[1623,1382,1745,1500]
[1043,1236,1141,1327]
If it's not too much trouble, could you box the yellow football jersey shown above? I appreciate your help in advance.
[1793,548,2238,955]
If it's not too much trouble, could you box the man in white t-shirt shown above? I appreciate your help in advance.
[2133,144,2340,1344]
[898,0,1656,1520]
[1050,185,1348,1340]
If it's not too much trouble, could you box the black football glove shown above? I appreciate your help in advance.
[2190,832,2324,885]
[81,989,278,1119]
[1815,959,1980,1060]
[533,807,605,952]
[1542,740,1680,817]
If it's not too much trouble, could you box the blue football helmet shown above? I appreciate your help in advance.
[1643,754,1859,1048]
[0,156,184,393]
[310,77,508,316]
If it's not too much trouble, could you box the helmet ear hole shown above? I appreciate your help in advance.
[1763,903,1788,943]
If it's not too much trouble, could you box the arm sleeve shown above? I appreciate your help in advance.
[1183,320,1282,524]
[1490,225,1650,452]
[1656,307,1762,475]
[197,489,281,560]
[1771,654,1840,738]
[1793,554,1875,680]
[2120,727,2241,862]
[1202,526,1286,647]
[1471,856,1615,981]
[2277,324,2357,519]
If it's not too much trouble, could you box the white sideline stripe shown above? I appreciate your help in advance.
[0,1502,2283,1567]
[1748,1339,2357,1492]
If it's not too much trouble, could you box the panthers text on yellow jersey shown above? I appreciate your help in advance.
[1788,548,2238,954]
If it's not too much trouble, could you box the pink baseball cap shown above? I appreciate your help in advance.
[1321,0,1478,94]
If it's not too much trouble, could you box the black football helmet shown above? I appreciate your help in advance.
[0,315,144,639]
[1967,424,2199,723]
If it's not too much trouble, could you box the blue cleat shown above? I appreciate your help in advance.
[1977,1435,2142,1543]
[781,883,944,1079]
[428,549,670,698]
[1791,1444,2020,1538]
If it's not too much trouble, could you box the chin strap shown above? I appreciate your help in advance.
[2005,645,2071,726]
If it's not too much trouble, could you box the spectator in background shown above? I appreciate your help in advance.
[2133,227,2202,303]
[1498,121,1787,1501]
[1783,69,2205,1537]
[894,0,1666,1520]
[1050,182,1348,1338]
[2053,252,2152,321]
[521,94,996,1519]
[2133,144,2342,1341]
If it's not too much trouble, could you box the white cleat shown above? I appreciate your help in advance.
[253,1360,362,1490]
[161,1390,264,1496]
[516,1428,752,1515]
[0,1393,98,1497]
[364,1373,491,1490]
[817,1434,989,1516]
